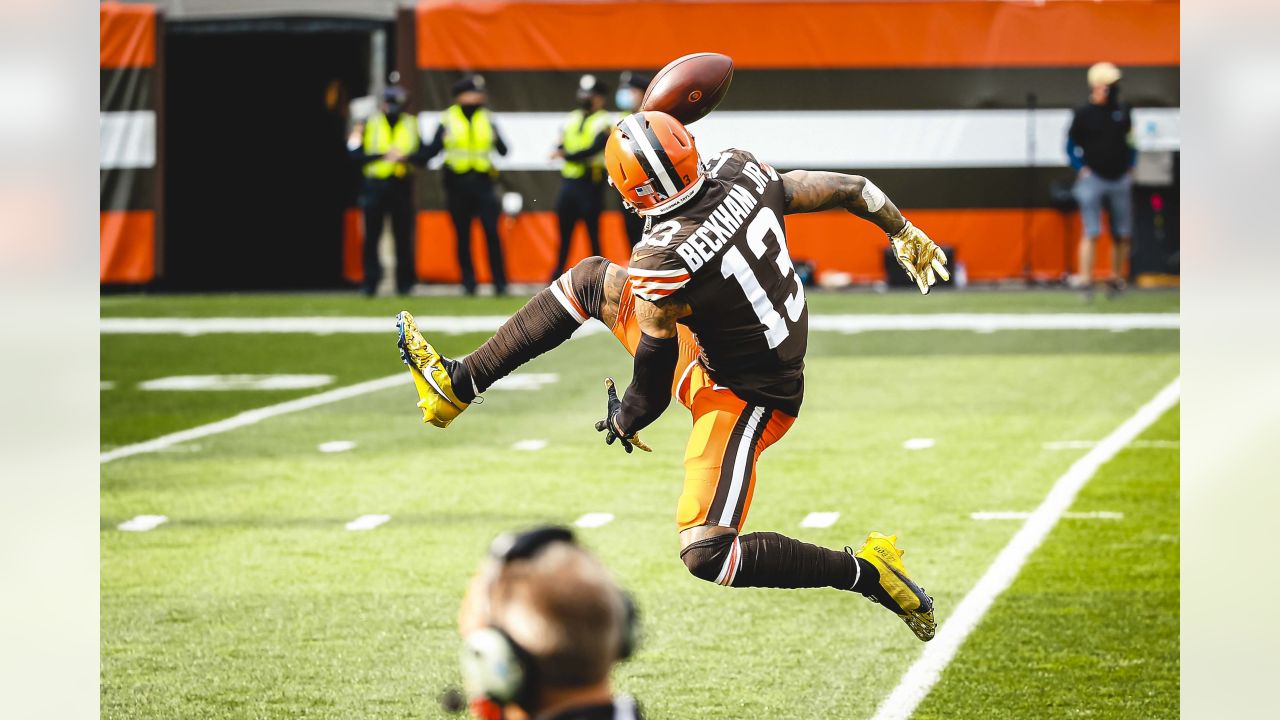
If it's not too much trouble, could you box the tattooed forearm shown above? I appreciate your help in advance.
[599,263,627,328]
[781,169,907,235]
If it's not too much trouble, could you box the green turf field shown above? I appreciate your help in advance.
[101,289,1179,719]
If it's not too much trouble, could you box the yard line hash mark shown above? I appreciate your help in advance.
[512,439,548,451]
[118,515,168,532]
[318,440,357,453]
[871,377,1179,720]
[574,513,615,529]
[902,438,935,450]
[800,512,841,528]
[100,374,407,464]
[345,515,391,531]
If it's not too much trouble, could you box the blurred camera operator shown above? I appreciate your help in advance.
[455,527,642,720]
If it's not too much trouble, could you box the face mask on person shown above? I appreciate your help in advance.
[615,88,638,112]
[385,102,403,116]
[459,102,483,115]
[1104,82,1121,106]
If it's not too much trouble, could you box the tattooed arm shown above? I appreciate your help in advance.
[780,169,907,234]
[781,169,950,294]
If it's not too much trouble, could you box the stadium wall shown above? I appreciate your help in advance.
[410,0,1180,285]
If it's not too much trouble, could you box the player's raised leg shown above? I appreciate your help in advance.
[672,388,936,641]
[396,256,619,427]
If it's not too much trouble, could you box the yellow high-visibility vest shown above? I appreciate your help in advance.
[441,105,495,174]
[363,112,420,179]
[561,108,613,180]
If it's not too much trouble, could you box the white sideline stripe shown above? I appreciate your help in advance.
[99,373,407,464]
[118,515,168,532]
[808,314,1179,334]
[970,511,1124,521]
[100,313,1180,336]
[871,377,1179,720]
[345,514,391,531]
[800,511,840,528]
[574,513,615,529]
[431,108,1180,171]
[1044,439,1179,450]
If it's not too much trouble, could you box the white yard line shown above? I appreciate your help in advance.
[800,511,841,528]
[970,511,1124,521]
[99,373,407,464]
[100,313,1179,336]
[345,514,391,531]
[870,377,1180,720]
[1044,439,1179,450]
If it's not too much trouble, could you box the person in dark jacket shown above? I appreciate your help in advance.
[1067,62,1136,295]
[349,85,427,296]
[420,75,511,296]
[615,71,652,249]
[548,75,614,283]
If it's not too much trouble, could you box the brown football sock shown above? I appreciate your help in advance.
[455,256,610,400]
[681,531,867,590]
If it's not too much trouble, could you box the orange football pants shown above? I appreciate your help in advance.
[610,283,796,531]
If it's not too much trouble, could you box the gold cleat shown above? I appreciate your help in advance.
[396,311,469,428]
[852,532,937,642]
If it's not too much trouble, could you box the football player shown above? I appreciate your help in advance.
[398,111,948,641]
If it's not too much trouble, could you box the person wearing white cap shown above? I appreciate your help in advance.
[1066,62,1135,297]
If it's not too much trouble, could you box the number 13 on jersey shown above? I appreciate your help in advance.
[720,206,805,349]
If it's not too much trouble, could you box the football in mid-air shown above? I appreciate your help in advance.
[640,52,734,125]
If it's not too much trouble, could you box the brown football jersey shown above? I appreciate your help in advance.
[627,148,807,416]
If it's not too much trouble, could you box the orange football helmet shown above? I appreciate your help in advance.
[605,111,705,216]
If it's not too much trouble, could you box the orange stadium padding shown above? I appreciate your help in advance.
[412,209,1118,285]
[416,0,1179,69]
[100,211,156,284]
[100,3,155,68]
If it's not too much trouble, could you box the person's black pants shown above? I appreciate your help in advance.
[360,177,415,295]
[446,172,507,295]
[551,177,604,282]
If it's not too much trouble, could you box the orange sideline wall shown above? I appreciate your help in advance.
[343,209,1124,285]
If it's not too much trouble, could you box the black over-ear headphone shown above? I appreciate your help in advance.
[459,527,639,717]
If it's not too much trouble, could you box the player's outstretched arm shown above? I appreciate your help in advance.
[594,297,691,453]
[781,169,950,294]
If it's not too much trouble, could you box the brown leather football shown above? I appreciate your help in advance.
[640,52,734,125]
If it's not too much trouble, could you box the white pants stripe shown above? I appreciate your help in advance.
[717,406,766,527]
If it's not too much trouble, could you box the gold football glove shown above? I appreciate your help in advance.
[890,221,950,295]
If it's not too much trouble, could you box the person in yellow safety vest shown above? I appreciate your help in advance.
[349,85,430,296]
[548,74,614,283]
[419,74,511,296]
